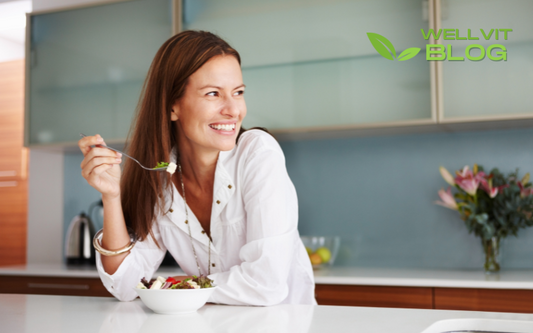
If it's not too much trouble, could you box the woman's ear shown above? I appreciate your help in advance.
[170,103,179,121]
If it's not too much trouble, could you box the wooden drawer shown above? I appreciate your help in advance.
[0,275,113,297]
[315,284,433,309]
[0,180,27,266]
[434,287,533,314]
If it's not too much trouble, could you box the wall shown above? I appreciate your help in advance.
[282,127,533,269]
[63,127,533,269]
[27,150,63,264]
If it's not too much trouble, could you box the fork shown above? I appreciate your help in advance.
[79,133,168,172]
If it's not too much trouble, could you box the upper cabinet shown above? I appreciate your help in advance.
[26,0,174,146]
[183,0,435,133]
[24,0,532,147]
[438,0,533,122]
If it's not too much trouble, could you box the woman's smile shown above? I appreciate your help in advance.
[208,122,237,134]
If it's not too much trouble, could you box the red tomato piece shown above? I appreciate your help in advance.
[166,277,178,284]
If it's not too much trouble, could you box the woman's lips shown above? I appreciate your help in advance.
[209,123,237,135]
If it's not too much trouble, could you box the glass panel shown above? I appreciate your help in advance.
[184,0,432,130]
[441,0,533,119]
[29,0,172,145]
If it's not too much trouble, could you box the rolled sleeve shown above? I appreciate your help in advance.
[95,226,167,301]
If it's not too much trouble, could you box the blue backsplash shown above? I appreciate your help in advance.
[64,127,533,269]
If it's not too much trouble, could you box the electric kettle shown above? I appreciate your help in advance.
[65,212,96,265]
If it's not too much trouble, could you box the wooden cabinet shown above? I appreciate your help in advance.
[315,284,433,309]
[316,284,533,314]
[2,276,533,312]
[434,287,533,314]
[0,275,112,297]
[0,60,27,178]
[0,59,28,267]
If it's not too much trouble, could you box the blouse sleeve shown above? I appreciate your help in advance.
[207,133,300,306]
[96,222,167,301]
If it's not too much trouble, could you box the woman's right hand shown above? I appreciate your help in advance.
[79,134,123,198]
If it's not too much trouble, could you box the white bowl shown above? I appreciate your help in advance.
[134,286,217,315]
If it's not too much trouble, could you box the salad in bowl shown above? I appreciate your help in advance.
[135,275,216,315]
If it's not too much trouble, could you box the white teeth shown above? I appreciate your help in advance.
[210,124,235,131]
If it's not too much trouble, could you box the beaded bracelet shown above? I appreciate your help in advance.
[92,229,137,256]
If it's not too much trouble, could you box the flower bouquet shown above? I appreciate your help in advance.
[436,165,533,273]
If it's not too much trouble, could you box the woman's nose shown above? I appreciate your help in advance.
[221,97,241,118]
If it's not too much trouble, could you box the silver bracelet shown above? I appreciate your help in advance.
[93,228,137,256]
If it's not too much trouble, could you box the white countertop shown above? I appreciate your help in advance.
[2,294,533,333]
[0,263,184,278]
[2,264,533,289]
[313,267,533,289]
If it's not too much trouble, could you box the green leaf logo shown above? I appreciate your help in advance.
[398,47,421,61]
[367,33,420,61]
[367,33,396,60]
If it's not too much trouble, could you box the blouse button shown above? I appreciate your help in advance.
[185,220,188,224]
[169,208,174,213]
[216,200,220,204]
[228,185,232,189]
[201,230,205,234]
[212,263,216,267]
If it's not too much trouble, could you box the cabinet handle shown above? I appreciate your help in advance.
[28,283,90,290]
[0,181,17,187]
[0,171,16,177]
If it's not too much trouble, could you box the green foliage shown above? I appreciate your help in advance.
[455,167,533,241]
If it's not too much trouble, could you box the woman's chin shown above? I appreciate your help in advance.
[217,141,237,152]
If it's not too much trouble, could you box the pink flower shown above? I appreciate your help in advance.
[518,181,533,198]
[439,166,455,186]
[455,166,484,196]
[435,187,458,210]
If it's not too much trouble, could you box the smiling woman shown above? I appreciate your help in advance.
[77,30,316,306]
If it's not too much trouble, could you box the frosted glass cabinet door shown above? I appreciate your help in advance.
[440,0,533,120]
[28,0,172,146]
[183,0,433,131]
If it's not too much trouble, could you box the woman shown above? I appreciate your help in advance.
[78,30,315,305]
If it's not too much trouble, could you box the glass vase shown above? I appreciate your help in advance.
[482,236,501,274]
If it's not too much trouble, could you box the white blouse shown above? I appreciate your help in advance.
[96,130,317,305]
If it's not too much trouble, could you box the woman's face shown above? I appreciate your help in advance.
[171,55,246,154]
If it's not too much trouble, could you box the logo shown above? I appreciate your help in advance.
[368,29,511,62]
[366,33,420,61]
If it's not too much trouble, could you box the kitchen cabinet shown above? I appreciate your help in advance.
[0,60,27,179]
[315,284,433,309]
[3,272,533,314]
[437,0,533,122]
[184,0,435,133]
[0,275,112,297]
[0,59,27,267]
[26,0,175,146]
[434,287,533,313]
[24,0,533,148]
[316,284,533,314]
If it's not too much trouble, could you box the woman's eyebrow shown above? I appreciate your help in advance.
[198,84,246,90]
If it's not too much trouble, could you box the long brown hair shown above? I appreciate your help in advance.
[121,30,241,244]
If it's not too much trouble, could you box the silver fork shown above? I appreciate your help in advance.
[79,133,168,172]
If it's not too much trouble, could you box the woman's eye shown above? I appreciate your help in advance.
[234,90,245,96]
[206,91,218,97]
